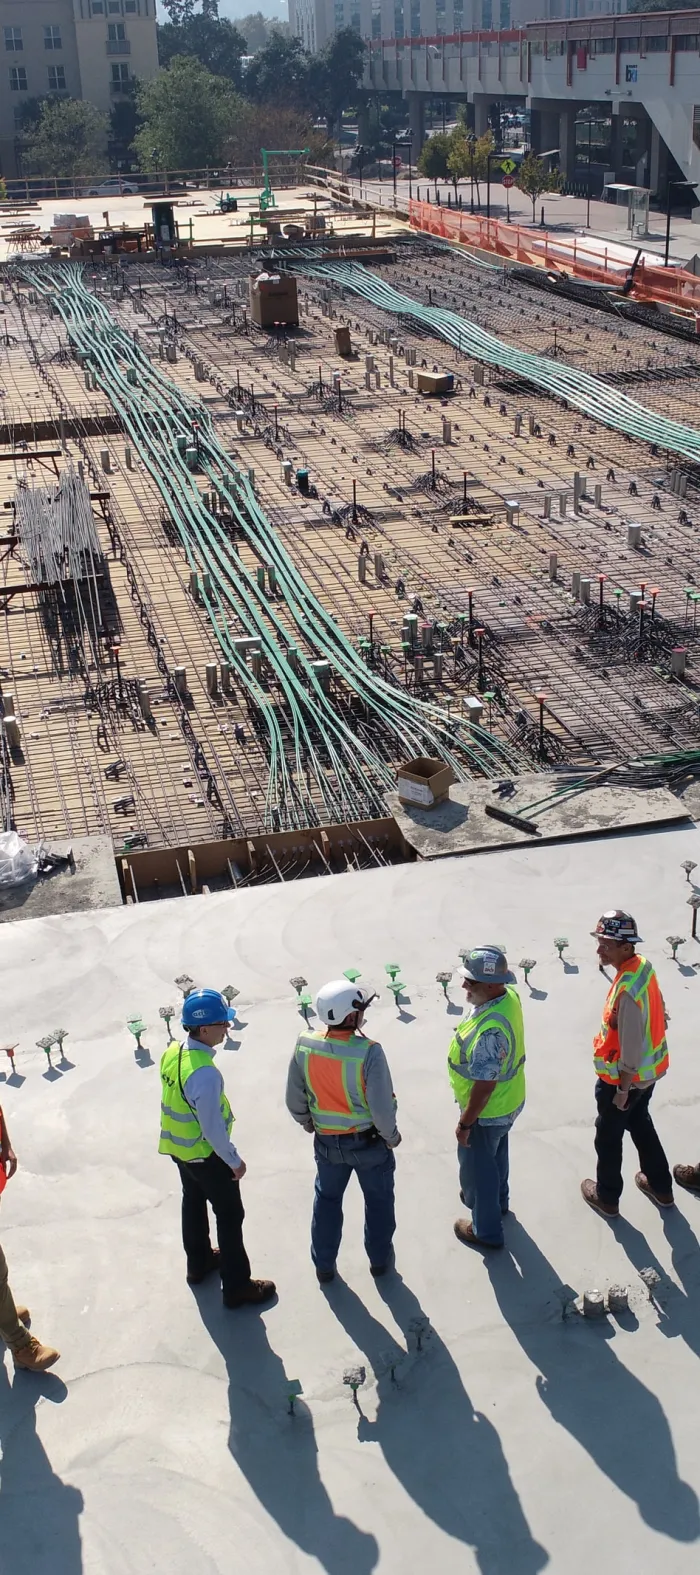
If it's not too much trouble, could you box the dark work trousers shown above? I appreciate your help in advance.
[174,1153,251,1299]
[594,1078,673,1206]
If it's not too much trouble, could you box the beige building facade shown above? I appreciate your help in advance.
[0,0,159,177]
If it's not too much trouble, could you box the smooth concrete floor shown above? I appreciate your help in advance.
[2,822,700,1574]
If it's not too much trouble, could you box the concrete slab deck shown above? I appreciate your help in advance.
[2,822,700,1573]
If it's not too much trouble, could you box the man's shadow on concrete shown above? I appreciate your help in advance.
[612,1206,700,1363]
[324,1271,549,1575]
[485,1218,699,1543]
[195,1295,379,1575]
[0,1359,83,1575]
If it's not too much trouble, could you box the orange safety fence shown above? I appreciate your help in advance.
[408,199,700,321]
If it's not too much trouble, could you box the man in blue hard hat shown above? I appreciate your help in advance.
[159,988,275,1309]
[448,946,526,1250]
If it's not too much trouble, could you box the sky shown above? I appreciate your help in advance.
[217,0,288,18]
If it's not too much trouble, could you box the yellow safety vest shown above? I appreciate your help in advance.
[448,986,526,1120]
[158,1040,233,1160]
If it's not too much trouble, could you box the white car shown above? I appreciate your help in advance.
[85,179,139,196]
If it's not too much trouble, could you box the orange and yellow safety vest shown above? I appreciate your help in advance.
[593,955,669,1086]
[294,1029,374,1135]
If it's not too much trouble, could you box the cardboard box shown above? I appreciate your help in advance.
[397,756,456,809]
[334,325,352,357]
[415,370,454,396]
[249,273,299,328]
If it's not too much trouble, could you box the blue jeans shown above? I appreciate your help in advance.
[457,1124,510,1246]
[311,1132,396,1273]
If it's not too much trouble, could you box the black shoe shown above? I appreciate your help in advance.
[316,1267,335,1283]
[370,1263,389,1277]
[223,1278,276,1308]
[187,1249,221,1286]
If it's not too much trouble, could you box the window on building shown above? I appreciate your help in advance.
[4,26,22,50]
[47,63,66,88]
[349,4,360,29]
[371,0,381,34]
[499,0,510,25]
[9,64,27,88]
[108,1,122,12]
[453,0,463,28]
[590,35,613,53]
[410,0,420,32]
[44,24,62,47]
[481,0,492,26]
[675,34,699,50]
[645,34,668,50]
[394,0,404,33]
[108,21,126,38]
[111,60,129,84]
[124,1,139,12]
[618,36,639,51]
[91,1,105,12]
[436,0,446,30]
[334,0,344,25]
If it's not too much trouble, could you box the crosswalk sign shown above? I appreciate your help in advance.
[500,159,517,175]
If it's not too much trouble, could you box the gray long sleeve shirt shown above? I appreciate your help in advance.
[182,1035,242,1170]
[286,1034,400,1145]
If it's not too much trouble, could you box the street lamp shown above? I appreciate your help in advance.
[665,178,697,267]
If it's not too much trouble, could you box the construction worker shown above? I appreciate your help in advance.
[449,946,526,1251]
[286,979,401,1283]
[0,1103,60,1372]
[581,911,673,1218]
[159,988,275,1309]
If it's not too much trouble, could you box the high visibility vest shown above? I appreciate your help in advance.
[448,986,526,1120]
[593,955,669,1086]
[158,1040,234,1160]
[294,1029,375,1134]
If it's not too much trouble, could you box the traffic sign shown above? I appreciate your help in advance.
[500,159,516,175]
[502,175,515,189]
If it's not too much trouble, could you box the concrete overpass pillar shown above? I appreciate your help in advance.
[407,93,426,156]
[558,108,576,181]
[612,111,625,180]
[473,94,490,137]
[650,123,661,197]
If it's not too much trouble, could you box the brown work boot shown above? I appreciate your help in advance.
[635,1172,674,1209]
[453,1219,503,1250]
[224,1278,276,1309]
[13,1336,60,1373]
[674,1163,700,1194]
[581,1179,619,1218]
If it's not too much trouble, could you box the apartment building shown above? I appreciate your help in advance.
[290,0,626,54]
[0,0,158,177]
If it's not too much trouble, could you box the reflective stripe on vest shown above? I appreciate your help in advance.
[158,1040,234,1160]
[447,985,526,1120]
[295,1030,374,1134]
[593,956,669,1085]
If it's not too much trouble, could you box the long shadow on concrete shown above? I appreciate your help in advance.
[611,1206,700,1363]
[485,1218,699,1543]
[324,1272,549,1575]
[195,1295,379,1575]
[0,1360,83,1575]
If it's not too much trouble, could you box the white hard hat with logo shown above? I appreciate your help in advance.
[315,978,377,1026]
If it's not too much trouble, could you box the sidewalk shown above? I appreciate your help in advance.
[350,174,700,271]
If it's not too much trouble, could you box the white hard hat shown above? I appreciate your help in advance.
[315,978,376,1026]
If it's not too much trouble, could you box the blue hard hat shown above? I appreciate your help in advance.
[182,988,236,1028]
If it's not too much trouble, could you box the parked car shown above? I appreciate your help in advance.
[84,178,139,196]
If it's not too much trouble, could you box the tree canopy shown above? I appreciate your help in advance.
[21,98,108,178]
[243,26,365,133]
[515,151,563,220]
[417,131,451,181]
[157,11,247,83]
[133,55,242,168]
[243,32,312,105]
[237,11,289,51]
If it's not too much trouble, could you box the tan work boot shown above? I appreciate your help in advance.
[13,1336,60,1373]
[674,1163,700,1195]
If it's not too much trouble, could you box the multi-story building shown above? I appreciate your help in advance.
[290,0,626,55]
[0,0,158,178]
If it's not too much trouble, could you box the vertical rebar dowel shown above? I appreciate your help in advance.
[537,693,546,759]
[352,479,357,523]
[638,601,646,654]
[650,587,658,620]
[467,588,475,647]
[476,628,485,690]
[337,380,342,414]
[463,470,468,507]
[274,405,279,440]
[598,574,606,624]
[431,449,436,489]
[318,363,323,397]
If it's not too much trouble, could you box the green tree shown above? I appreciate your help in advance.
[447,128,492,205]
[417,130,451,183]
[515,150,564,221]
[237,11,288,50]
[109,79,141,167]
[157,12,247,84]
[21,98,108,178]
[133,56,242,169]
[308,28,366,139]
[243,32,311,105]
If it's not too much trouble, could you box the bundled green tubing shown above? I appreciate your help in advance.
[12,261,527,829]
[305,261,700,467]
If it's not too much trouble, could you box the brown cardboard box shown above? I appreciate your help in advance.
[249,273,299,328]
[397,756,456,809]
[415,370,454,396]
